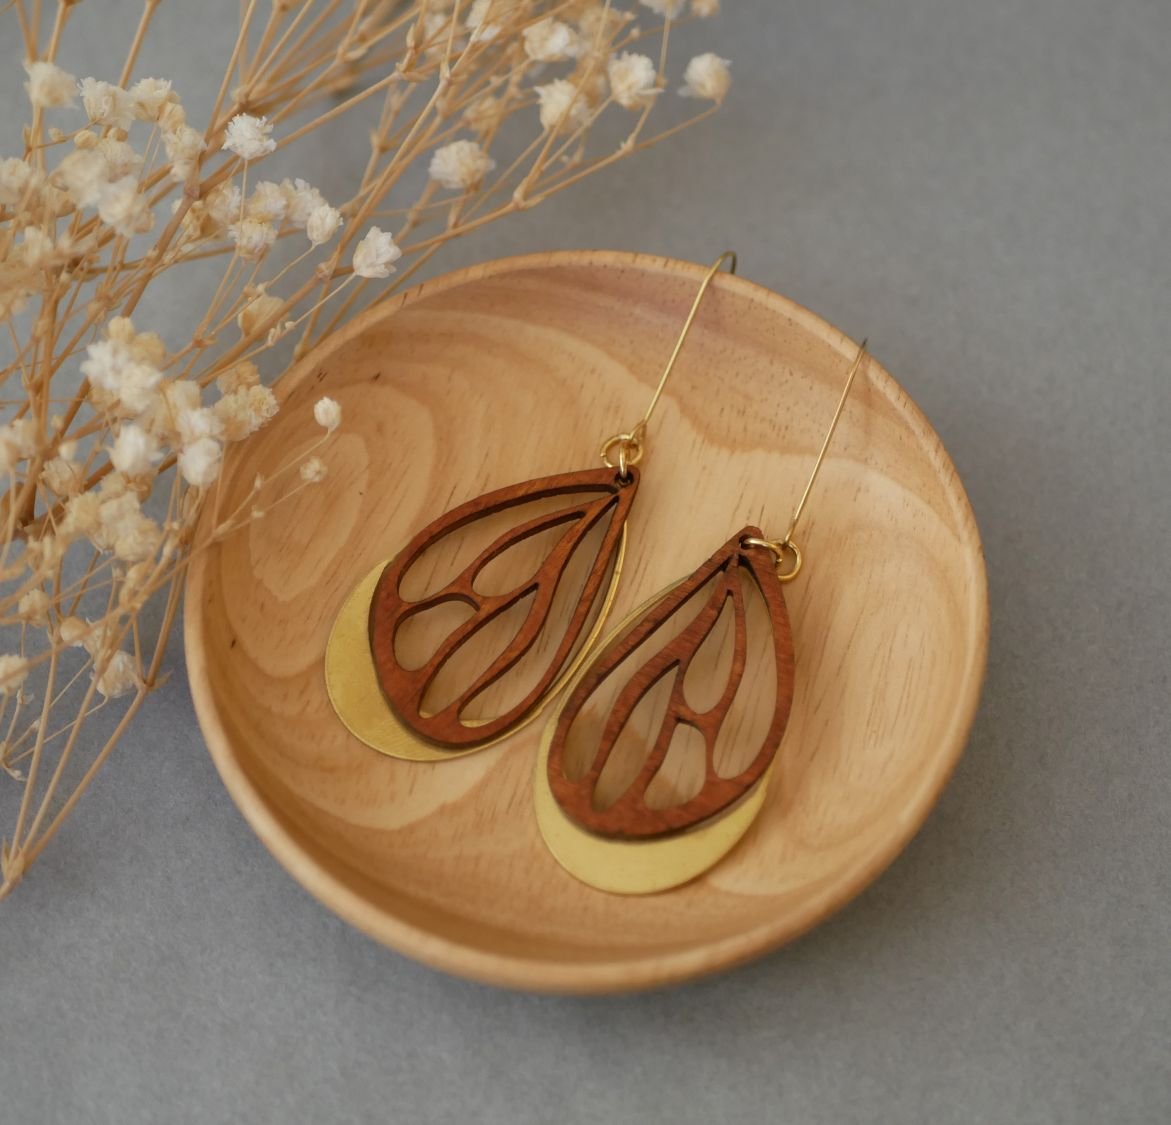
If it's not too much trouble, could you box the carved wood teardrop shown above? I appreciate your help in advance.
[546,528,795,839]
[369,467,639,748]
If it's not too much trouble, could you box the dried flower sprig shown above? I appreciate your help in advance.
[0,0,727,899]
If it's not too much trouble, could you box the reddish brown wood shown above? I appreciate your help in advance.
[546,528,795,839]
[368,466,639,748]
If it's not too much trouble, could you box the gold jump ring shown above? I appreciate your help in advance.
[599,432,644,477]
[741,536,803,583]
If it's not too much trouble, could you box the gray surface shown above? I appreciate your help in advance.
[2,1,1170,1122]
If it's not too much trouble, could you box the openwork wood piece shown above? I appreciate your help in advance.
[369,466,639,748]
[547,528,795,840]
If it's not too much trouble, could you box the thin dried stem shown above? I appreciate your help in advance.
[117,0,162,87]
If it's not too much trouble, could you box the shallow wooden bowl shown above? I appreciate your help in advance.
[185,250,988,993]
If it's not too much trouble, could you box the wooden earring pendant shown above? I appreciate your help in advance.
[535,340,871,893]
[325,253,738,760]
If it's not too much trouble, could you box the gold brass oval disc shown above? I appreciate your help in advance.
[533,584,773,894]
[325,526,627,762]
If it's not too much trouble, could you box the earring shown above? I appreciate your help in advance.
[326,253,738,761]
[534,340,870,893]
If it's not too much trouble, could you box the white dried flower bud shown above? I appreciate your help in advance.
[19,225,55,268]
[229,218,277,260]
[18,589,51,627]
[419,10,460,52]
[523,18,579,62]
[216,365,262,400]
[110,424,158,476]
[300,456,327,483]
[680,52,731,102]
[108,316,166,366]
[178,437,222,488]
[692,0,720,14]
[9,420,37,460]
[176,405,223,447]
[237,293,283,338]
[314,396,342,432]
[119,561,153,607]
[467,0,501,42]
[282,178,327,227]
[216,361,260,394]
[97,175,154,238]
[81,337,162,415]
[25,533,64,571]
[79,78,135,130]
[640,0,686,16]
[158,100,187,133]
[95,492,162,562]
[129,77,175,121]
[246,180,289,224]
[0,655,29,695]
[7,423,35,473]
[78,617,114,657]
[428,140,496,191]
[223,113,276,160]
[214,385,278,441]
[0,284,34,321]
[265,321,292,347]
[578,6,634,41]
[163,124,205,181]
[608,52,659,110]
[351,227,401,279]
[141,380,198,444]
[24,60,77,109]
[58,493,98,545]
[106,316,134,344]
[58,616,89,647]
[0,157,42,206]
[463,94,503,137]
[306,204,343,246]
[41,455,83,497]
[203,182,242,232]
[535,79,589,132]
[94,650,140,699]
[96,137,144,181]
[0,432,16,476]
[55,149,109,208]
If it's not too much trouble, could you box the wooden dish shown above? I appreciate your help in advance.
[184,250,988,994]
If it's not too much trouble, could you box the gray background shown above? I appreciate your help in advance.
[2,0,1170,1122]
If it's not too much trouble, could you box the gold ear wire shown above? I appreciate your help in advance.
[744,338,869,582]
[600,251,737,476]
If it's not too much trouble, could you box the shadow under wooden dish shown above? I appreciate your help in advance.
[184,250,988,994]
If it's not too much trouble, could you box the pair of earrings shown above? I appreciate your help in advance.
[326,253,868,894]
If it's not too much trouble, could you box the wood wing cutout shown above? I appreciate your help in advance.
[369,467,638,748]
[547,528,795,839]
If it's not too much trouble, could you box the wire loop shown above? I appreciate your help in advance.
[599,431,643,478]
[741,536,803,582]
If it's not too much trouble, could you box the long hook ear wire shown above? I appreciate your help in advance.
[744,338,870,583]
[600,251,738,477]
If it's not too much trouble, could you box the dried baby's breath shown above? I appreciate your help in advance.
[351,227,402,279]
[0,0,728,899]
[680,52,732,102]
[314,397,343,432]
